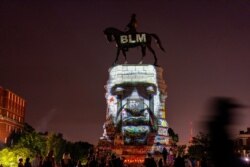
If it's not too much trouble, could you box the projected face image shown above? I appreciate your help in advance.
[102,65,167,145]
[108,83,160,145]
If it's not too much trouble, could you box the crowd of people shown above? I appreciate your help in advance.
[11,97,250,167]
[14,147,210,167]
[17,150,82,167]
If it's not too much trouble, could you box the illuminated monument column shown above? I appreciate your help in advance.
[100,64,169,160]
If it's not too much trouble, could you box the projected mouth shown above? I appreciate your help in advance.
[121,108,152,145]
[122,116,150,126]
[121,107,151,125]
[115,100,156,145]
[122,126,150,145]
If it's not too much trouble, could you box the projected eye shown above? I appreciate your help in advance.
[146,86,155,94]
[114,87,125,94]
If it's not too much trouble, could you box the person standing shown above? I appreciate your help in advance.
[143,153,157,167]
[42,150,55,167]
[18,158,24,167]
[32,154,43,167]
[61,152,73,167]
[158,158,163,167]
[174,154,185,167]
[207,97,246,167]
[162,147,168,165]
[24,158,32,167]
[184,155,192,167]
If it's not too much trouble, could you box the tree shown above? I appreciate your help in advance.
[168,128,179,145]
[45,132,67,162]
[0,147,32,167]
[177,145,186,156]
[4,123,94,165]
[7,123,47,157]
[188,132,210,160]
[69,141,93,162]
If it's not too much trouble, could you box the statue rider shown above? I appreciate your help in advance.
[125,13,138,34]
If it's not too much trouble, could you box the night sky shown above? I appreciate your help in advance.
[1,0,250,145]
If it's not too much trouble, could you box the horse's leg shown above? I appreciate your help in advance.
[139,46,146,64]
[113,49,120,65]
[122,49,128,64]
[147,45,158,66]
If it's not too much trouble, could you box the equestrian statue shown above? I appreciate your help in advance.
[104,14,165,66]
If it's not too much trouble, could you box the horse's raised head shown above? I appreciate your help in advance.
[103,28,113,42]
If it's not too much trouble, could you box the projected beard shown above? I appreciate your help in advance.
[110,83,159,145]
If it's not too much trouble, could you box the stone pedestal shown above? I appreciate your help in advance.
[98,64,170,164]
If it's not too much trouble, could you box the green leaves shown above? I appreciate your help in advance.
[2,123,94,164]
[0,147,32,167]
[188,132,210,160]
[168,128,179,144]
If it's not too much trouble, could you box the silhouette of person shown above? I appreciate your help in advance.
[162,147,168,165]
[174,154,185,167]
[183,155,192,167]
[18,158,24,167]
[158,158,163,167]
[143,153,157,167]
[42,150,55,167]
[61,152,73,167]
[32,154,43,167]
[125,14,138,34]
[207,97,246,167]
[24,158,32,167]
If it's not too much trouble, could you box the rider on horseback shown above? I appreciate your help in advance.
[104,14,165,66]
[123,14,138,52]
[125,13,138,34]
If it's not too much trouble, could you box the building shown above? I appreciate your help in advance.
[0,87,26,144]
[237,128,250,157]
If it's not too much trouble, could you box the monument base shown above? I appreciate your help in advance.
[98,64,171,165]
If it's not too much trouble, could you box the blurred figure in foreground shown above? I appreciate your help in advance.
[207,97,246,167]
[42,150,55,167]
[61,152,73,167]
[32,154,43,167]
[18,158,24,167]
[143,153,157,167]
[24,158,32,167]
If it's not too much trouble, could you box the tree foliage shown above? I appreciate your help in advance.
[188,132,210,160]
[168,128,179,145]
[7,123,47,156]
[45,132,67,162]
[4,123,94,164]
[69,141,93,161]
[0,147,32,167]
[177,145,186,156]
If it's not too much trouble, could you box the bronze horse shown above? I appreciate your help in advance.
[104,27,165,66]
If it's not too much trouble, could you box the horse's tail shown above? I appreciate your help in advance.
[150,34,166,52]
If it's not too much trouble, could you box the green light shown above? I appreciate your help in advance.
[0,147,32,167]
